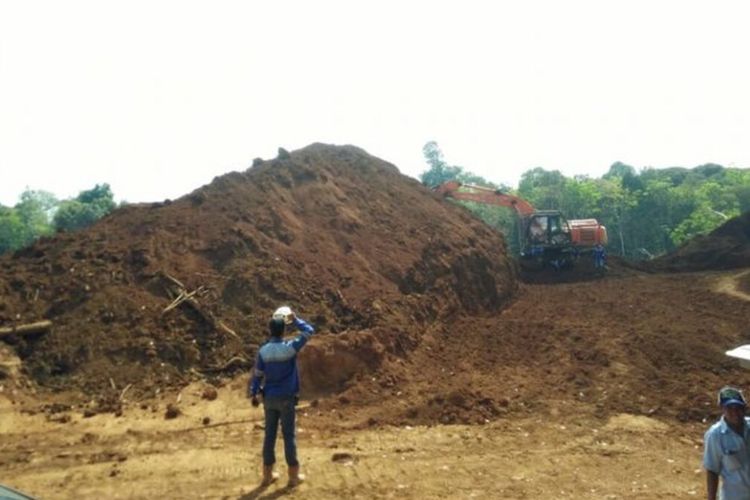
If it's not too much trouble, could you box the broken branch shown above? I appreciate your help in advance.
[0,320,53,338]
[119,383,132,402]
[217,320,240,340]
[162,288,201,314]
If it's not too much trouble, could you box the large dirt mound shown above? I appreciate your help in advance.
[0,144,517,403]
[645,210,750,272]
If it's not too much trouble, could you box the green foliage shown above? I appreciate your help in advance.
[76,183,116,208]
[53,183,116,232]
[0,184,117,254]
[0,206,26,254]
[0,190,57,253]
[53,200,101,232]
[457,201,521,253]
[419,141,495,188]
[669,204,732,245]
[420,141,461,187]
[668,180,741,245]
[17,190,57,235]
[419,144,750,259]
[604,161,637,180]
[419,141,518,249]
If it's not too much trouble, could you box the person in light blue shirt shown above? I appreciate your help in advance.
[703,386,750,500]
[249,307,314,488]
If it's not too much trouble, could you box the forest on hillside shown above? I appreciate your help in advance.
[421,142,750,259]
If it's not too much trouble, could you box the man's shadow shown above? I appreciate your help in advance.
[238,483,298,500]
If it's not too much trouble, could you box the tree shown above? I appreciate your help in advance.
[53,183,116,232]
[15,190,56,245]
[0,190,56,254]
[603,161,636,180]
[420,141,463,187]
[595,178,637,256]
[0,206,25,254]
[669,180,741,245]
[77,183,116,208]
[517,167,566,209]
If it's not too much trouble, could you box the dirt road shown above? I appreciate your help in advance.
[1,380,705,500]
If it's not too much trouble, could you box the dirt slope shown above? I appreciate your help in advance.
[310,264,750,428]
[0,144,516,405]
[646,210,750,272]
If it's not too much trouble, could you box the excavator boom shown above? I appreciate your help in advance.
[434,181,536,217]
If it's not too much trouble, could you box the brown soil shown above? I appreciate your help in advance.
[1,144,750,499]
[644,210,750,272]
[3,268,749,499]
[0,144,515,406]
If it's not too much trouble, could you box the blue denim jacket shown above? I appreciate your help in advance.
[249,317,314,398]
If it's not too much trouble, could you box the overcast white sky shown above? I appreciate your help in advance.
[1,0,749,205]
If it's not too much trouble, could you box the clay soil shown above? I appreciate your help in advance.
[2,145,750,499]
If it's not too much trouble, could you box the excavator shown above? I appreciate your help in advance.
[435,181,608,268]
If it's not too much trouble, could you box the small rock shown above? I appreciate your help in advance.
[164,404,181,420]
[201,387,218,401]
[331,452,357,465]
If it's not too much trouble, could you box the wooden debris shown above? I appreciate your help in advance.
[0,320,53,338]
[162,287,203,314]
[159,271,186,290]
[119,384,132,402]
[158,271,244,339]
[217,320,240,339]
[200,356,250,373]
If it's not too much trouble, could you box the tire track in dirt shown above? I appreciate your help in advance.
[715,268,750,302]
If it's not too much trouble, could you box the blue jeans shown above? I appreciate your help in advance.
[262,395,298,466]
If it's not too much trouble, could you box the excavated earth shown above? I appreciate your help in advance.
[644,210,750,272]
[1,144,750,499]
[0,144,516,409]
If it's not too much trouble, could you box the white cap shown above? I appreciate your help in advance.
[273,306,293,324]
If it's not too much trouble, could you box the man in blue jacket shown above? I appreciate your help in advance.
[249,306,315,488]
